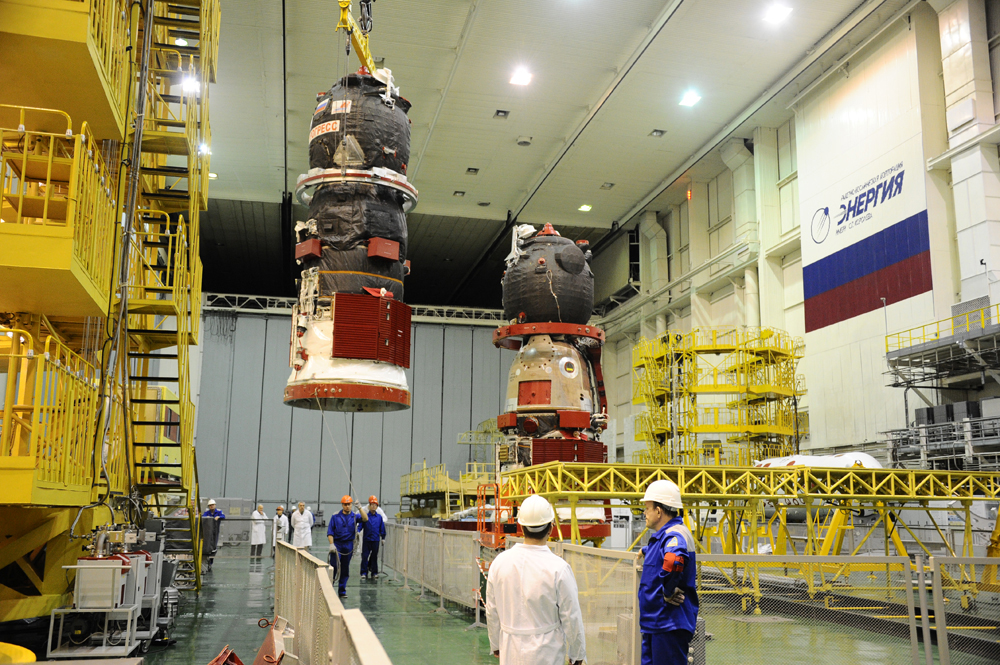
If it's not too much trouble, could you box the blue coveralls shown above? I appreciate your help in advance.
[359,511,386,577]
[638,517,698,665]
[202,508,226,567]
[328,510,362,594]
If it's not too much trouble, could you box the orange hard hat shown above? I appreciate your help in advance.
[368,495,379,505]
[341,495,353,504]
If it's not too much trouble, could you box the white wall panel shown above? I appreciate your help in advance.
[409,324,444,468]
[288,407,323,506]
[379,325,415,510]
[255,318,294,501]
[196,313,508,513]
[222,316,267,497]
[195,316,237,495]
[441,327,474,472]
[347,413,383,507]
[471,327,502,429]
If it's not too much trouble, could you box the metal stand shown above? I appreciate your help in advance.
[48,605,140,658]
[465,590,486,630]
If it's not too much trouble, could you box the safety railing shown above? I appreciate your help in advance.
[929,556,1000,665]
[0,113,117,298]
[382,524,483,612]
[143,62,199,159]
[201,0,221,83]
[0,327,103,503]
[273,541,393,665]
[387,524,933,665]
[88,0,132,119]
[886,303,1000,353]
[400,461,453,496]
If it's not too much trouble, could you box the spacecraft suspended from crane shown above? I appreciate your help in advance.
[494,223,609,470]
[285,0,416,412]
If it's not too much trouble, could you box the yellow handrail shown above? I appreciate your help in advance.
[88,0,131,120]
[886,303,1000,353]
[0,327,104,494]
[0,116,117,299]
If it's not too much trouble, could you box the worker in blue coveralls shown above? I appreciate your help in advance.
[328,495,367,597]
[202,499,226,572]
[638,479,699,664]
[359,495,386,580]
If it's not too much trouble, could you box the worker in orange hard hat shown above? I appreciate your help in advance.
[328,494,367,597]
[359,495,386,580]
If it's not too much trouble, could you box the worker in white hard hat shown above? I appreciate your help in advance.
[202,499,226,572]
[637,479,698,665]
[485,495,586,665]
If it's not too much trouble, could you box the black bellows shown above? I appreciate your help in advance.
[502,235,594,324]
[300,73,412,300]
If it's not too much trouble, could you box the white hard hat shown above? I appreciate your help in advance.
[641,480,682,509]
[517,495,555,527]
[207,499,217,506]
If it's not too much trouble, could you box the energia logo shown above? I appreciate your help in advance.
[810,165,906,244]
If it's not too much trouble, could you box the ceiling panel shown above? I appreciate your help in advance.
[202,0,905,305]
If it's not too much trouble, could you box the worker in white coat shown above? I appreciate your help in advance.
[290,501,314,548]
[272,505,289,556]
[250,504,267,558]
[486,495,586,665]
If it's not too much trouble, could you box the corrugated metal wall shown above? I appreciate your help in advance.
[195,312,514,516]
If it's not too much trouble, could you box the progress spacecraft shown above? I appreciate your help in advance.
[285,68,417,412]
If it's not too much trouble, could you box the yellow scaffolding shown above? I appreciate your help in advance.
[633,326,804,466]
[0,0,218,620]
[400,460,495,519]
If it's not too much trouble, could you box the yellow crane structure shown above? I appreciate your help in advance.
[0,0,218,621]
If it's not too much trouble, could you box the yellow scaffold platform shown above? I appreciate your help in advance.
[633,327,805,466]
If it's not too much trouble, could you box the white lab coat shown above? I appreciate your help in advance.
[250,510,268,546]
[486,544,586,665]
[290,509,314,547]
[273,514,289,544]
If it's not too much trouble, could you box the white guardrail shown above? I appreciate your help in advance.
[383,525,1000,665]
[274,541,392,665]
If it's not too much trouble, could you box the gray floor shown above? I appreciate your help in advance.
[144,545,493,665]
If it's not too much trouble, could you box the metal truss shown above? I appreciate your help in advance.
[500,461,1000,503]
[203,292,504,325]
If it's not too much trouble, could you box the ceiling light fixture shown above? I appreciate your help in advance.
[510,68,532,86]
[679,90,701,107]
[600,182,614,190]
[578,204,592,212]
[208,172,218,179]
[453,191,465,197]
[649,129,666,137]
[175,38,188,47]
[494,109,510,119]
[466,168,479,175]
[763,4,793,24]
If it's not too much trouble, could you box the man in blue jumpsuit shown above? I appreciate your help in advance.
[202,499,226,572]
[359,495,386,579]
[328,495,368,597]
[638,479,698,664]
